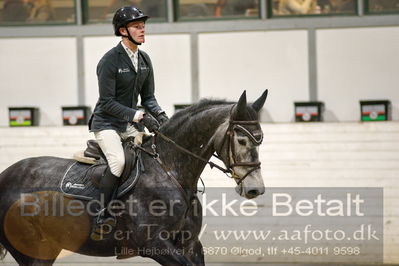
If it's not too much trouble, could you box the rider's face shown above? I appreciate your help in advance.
[125,21,145,44]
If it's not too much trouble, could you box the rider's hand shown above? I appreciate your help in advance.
[133,110,145,122]
[139,113,160,133]
[137,111,145,122]
[156,112,169,126]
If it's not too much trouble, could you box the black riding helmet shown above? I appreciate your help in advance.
[112,6,149,43]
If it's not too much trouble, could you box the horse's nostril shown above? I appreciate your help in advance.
[247,189,260,197]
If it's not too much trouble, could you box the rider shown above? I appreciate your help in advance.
[88,6,169,240]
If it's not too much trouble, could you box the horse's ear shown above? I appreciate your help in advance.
[252,89,268,112]
[235,90,247,119]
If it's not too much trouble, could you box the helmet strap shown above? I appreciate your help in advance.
[124,26,142,46]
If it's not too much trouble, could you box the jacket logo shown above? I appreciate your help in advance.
[118,68,130,73]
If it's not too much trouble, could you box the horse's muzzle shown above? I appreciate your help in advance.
[246,188,265,198]
[236,184,265,199]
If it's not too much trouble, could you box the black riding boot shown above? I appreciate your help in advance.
[90,168,119,241]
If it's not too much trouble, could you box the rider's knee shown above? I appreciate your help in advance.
[109,156,125,177]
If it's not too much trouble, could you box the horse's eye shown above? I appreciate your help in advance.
[238,139,247,146]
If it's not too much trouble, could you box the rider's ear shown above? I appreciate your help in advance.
[235,90,247,120]
[252,89,268,112]
[119,27,127,37]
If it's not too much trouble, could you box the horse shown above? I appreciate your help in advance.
[0,90,268,266]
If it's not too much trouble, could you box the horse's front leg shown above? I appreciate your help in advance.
[142,239,194,266]
[151,231,204,265]
[184,239,204,266]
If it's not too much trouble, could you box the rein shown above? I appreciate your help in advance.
[155,131,232,175]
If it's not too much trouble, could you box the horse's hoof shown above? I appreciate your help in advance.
[90,217,117,241]
[103,217,116,227]
[90,231,104,241]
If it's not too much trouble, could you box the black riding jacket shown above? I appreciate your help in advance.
[89,42,163,132]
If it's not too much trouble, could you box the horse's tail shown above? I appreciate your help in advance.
[0,243,7,260]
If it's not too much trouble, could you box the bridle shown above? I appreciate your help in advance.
[215,106,263,185]
[133,105,263,212]
[149,105,263,186]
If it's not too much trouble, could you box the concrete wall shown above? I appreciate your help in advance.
[317,27,399,122]
[198,30,309,122]
[0,37,78,126]
[0,26,398,125]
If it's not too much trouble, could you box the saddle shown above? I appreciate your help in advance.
[62,137,145,200]
[85,138,138,186]
[84,139,105,161]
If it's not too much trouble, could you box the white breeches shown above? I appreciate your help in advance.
[94,124,139,177]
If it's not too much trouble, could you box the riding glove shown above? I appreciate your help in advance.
[156,112,169,125]
[140,113,160,132]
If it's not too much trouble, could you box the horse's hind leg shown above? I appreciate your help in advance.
[15,256,56,266]
[1,240,60,266]
[7,247,58,266]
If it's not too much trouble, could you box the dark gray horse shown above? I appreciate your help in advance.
[0,90,267,265]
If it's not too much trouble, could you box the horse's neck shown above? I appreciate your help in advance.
[157,106,230,191]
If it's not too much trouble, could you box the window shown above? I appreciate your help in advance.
[0,0,397,26]
[85,0,167,23]
[366,0,399,13]
[177,0,259,20]
[0,0,76,24]
[270,0,357,16]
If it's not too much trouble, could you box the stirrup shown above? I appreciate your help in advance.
[90,209,117,241]
[90,217,117,241]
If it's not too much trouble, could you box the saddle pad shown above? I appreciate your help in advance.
[60,161,141,201]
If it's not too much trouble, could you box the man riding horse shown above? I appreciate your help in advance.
[88,6,168,240]
[0,89,268,265]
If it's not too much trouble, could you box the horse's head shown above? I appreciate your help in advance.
[214,90,267,199]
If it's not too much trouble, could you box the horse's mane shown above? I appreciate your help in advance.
[172,99,233,120]
[161,99,233,136]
